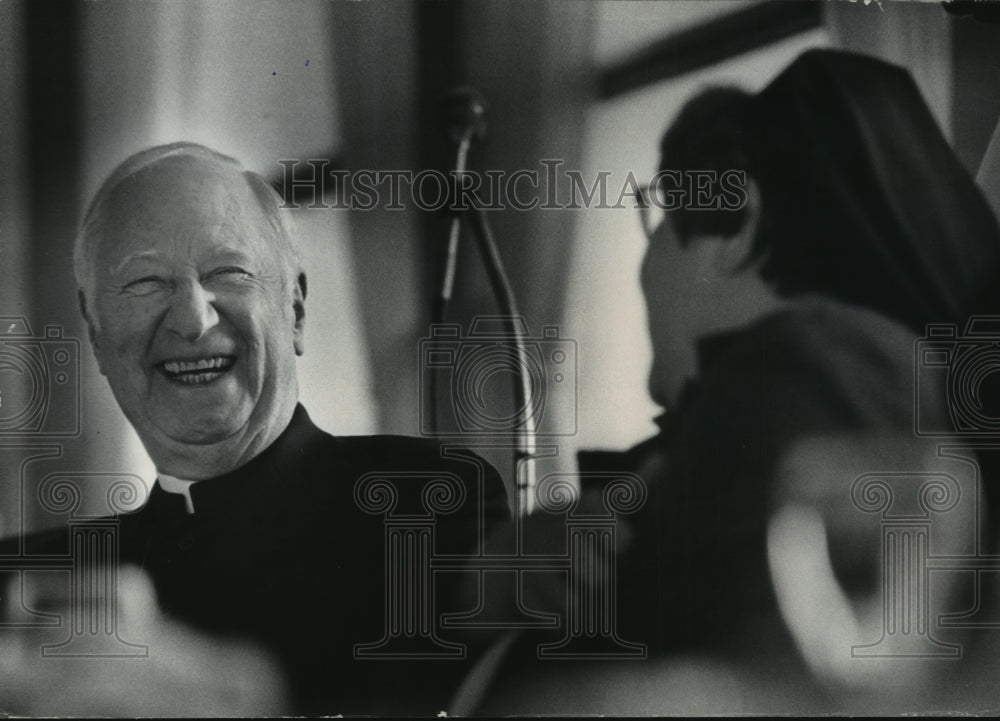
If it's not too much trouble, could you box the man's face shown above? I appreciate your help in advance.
[87,156,304,470]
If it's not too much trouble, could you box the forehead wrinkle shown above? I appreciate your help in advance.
[101,215,271,282]
[94,159,286,278]
[110,249,165,276]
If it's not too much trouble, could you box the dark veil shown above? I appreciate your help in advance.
[747,49,1000,333]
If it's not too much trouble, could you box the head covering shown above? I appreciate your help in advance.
[746,49,1000,332]
[658,86,753,241]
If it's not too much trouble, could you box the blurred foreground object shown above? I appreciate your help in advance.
[0,567,289,716]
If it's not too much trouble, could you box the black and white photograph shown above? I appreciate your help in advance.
[3,0,1000,715]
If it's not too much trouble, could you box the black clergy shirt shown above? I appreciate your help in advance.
[4,404,511,715]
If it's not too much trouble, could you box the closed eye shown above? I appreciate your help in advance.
[204,266,253,282]
[122,277,169,296]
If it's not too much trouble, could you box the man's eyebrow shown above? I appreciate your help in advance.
[203,249,256,265]
[111,250,164,275]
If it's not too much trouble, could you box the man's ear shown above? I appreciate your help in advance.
[712,177,762,274]
[78,290,108,377]
[292,271,306,356]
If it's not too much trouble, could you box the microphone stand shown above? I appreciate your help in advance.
[433,89,538,517]
[467,208,539,517]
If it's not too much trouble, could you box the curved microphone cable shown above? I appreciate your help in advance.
[433,88,538,517]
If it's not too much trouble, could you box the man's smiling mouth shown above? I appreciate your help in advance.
[159,356,235,385]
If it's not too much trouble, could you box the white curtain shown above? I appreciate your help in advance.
[73,0,374,499]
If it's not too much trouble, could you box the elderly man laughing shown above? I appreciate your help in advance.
[2,143,509,716]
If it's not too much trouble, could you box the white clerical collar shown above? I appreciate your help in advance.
[158,473,198,514]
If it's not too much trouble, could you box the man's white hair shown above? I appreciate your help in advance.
[74,142,301,325]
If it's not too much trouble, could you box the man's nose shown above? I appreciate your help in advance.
[163,280,219,341]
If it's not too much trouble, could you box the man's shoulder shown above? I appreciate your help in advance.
[332,432,456,456]
[297,408,495,470]
[316,431,494,474]
[314,431,510,521]
[297,427,507,508]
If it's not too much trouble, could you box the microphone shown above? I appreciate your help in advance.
[442,88,488,153]
[436,89,488,321]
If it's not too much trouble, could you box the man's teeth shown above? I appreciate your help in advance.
[163,357,233,374]
[161,357,234,383]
